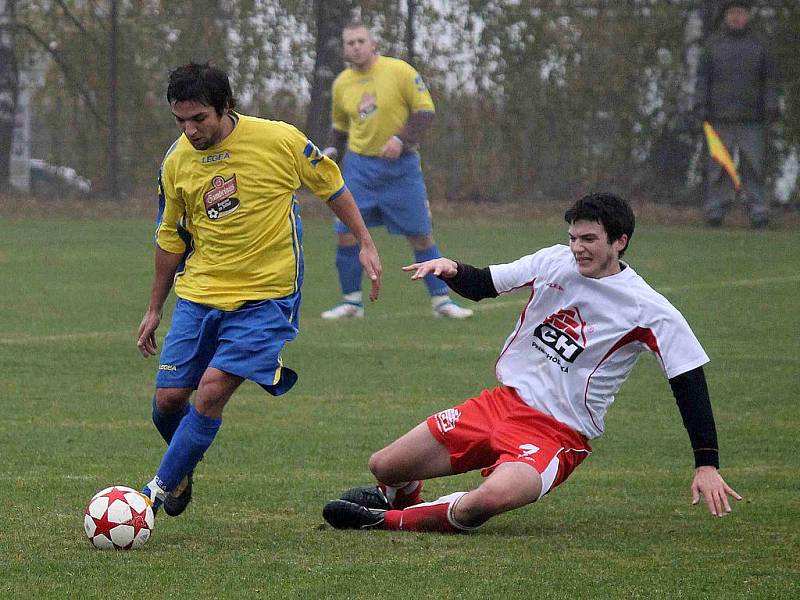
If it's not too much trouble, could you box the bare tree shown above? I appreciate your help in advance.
[305,0,353,146]
[405,0,416,64]
[0,0,18,185]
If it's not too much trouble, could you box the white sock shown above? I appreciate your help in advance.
[431,294,450,309]
[344,291,363,304]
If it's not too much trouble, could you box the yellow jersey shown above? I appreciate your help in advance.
[156,114,345,310]
[331,56,434,156]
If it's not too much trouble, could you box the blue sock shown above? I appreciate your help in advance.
[154,405,221,492]
[336,244,362,296]
[151,396,190,445]
[414,245,450,297]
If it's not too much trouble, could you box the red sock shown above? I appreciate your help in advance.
[379,481,424,509]
[383,502,457,533]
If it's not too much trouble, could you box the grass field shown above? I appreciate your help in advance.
[1,207,798,598]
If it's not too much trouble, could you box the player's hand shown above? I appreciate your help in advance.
[137,309,162,357]
[691,465,742,517]
[379,136,403,160]
[359,243,382,302]
[402,258,458,281]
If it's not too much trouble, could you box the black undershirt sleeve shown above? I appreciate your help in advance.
[668,366,720,469]
[442,262,498,302]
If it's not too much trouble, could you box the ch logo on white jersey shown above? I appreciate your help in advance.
[435,408,461,433]
[517,443,540,458]
[533,306,587,363]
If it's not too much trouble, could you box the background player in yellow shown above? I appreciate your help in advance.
[321,21,473,320]
[136,62,381,517]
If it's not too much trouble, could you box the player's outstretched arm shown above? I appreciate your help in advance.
[402,258,458,280]
[690,465,742,517]
[137,246,183,357]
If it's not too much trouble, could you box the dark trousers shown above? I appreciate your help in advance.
[704,122,768,226]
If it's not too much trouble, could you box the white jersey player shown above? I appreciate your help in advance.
[323,193,741,533]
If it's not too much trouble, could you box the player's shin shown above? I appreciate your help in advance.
[145,405,221,504]
[383,491,479,533]
[151,396,190,444]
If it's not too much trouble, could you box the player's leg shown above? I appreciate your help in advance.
[142,299,218,509]
[143,368,242,511]
[151,387,192,445]
[738,123,768,228]
[406,234,473,319]
[321,231,365,319]
[324,422,452,527]
[374,461,541,533]
[323,152,383,319]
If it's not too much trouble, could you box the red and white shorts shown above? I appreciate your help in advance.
[426,386,592,498]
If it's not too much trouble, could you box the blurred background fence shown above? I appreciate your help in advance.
[0,0,797,207]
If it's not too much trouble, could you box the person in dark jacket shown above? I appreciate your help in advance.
[695,0,780,228]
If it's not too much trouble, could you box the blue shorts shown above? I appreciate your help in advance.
[335,151,433,236]
[156,295,300,396]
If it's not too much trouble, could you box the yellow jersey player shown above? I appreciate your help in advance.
[136,62,381,516]
[320,22,473,321]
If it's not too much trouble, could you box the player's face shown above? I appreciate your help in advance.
[171,100,229,150]
[342,27,378,70]
[568,220,628,279]
[724,6,750,30]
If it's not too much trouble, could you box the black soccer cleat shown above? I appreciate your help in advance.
[323,500,386,530]
[339,485,390,510]
[163,473,193,517]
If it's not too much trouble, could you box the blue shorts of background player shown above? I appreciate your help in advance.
[323,151,473,321]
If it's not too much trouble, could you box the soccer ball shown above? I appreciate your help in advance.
[84,485,155,550]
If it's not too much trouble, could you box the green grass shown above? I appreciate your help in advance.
[1,211,798,598]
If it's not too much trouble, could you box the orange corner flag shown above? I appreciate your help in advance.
[703,121,741,191]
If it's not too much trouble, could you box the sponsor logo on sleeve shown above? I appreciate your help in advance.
[303,140,324,167]
[203,174,240,220]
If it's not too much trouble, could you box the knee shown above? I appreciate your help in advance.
[367,449,395,483]
[154,388,191,413]
[408,235,435,252]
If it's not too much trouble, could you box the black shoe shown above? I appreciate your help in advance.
[323,500,386,530]
[340,485,390,510]
[163,473,193,517]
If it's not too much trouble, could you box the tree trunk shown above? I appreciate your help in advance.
[305,0,352,147]
[405,0,417,65]
[108,0,120,198]
[0,0,18,186]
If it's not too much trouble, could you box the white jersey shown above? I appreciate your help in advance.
[490,244,709,439]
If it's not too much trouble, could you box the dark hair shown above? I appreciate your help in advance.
[564,192,635,256]
[166,62,236,116]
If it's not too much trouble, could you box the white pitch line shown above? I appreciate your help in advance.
[0,331,130,345]
[338,274,800,320]
[2,274,798,344]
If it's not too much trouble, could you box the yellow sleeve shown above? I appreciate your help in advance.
[331,77,349,132]
[288,126,346,200]
[402,64,435,113]
[155,161,188,254]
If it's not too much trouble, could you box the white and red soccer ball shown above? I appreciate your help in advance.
[84,485,155,550]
